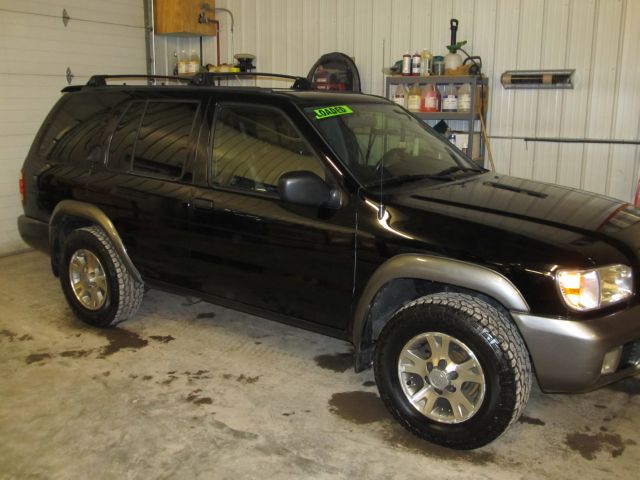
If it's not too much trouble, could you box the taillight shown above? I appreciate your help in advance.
[19,171,25,204]
[635,178,640,207]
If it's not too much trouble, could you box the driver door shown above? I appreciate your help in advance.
[187,102,356,331]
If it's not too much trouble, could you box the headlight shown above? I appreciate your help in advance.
[556,264,633,311]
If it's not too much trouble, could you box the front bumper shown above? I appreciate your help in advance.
[512,306,640,393]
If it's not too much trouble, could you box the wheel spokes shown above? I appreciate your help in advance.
[398,331,486,425]
[425,334,450,364]
[68,249,108,311]
[446,390,475,422]
[399,349,428,376]
[453,358,484,385]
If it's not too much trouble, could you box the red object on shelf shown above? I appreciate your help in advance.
[635,178,640,207]
[315,82,347,91]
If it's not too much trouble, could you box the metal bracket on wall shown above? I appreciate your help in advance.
[66,67,74,85]
[62,8,70,27]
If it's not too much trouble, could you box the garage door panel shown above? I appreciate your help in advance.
[0,144,33,163]
[0,98,59,111]
[0,14,146,77]
[0,24,145,52]
[0,0,146,254]
[0,11,145,42]
[3,54,145,76]
[0,134,38,149]
[0,0,145,27]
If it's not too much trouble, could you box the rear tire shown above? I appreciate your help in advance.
[374,292,531,449]
[60,225,143,327]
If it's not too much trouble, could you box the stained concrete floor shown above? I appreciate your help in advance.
[0,251,639,480]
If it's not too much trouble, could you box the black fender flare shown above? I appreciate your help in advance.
[49,199,142,284]
[351,254,530,370]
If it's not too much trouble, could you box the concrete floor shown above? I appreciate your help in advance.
[0,251,639,480]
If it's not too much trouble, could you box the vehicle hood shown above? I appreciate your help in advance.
[377,172,640,269]
[396,173,630,233]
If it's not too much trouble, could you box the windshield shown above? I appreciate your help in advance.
[305,103,483,188]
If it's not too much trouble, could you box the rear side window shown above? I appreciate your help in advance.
[38,93,122,164]
[108,100,199,180]
[108,101,145,172]
[212,105,325,195]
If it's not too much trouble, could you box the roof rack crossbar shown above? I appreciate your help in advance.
[86,75,191,87]
[190,72,312,90]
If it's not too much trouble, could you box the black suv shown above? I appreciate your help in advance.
[18,74,640,449]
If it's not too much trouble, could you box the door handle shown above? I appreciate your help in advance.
[191,198,214,210]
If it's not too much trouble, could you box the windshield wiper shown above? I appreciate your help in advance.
[432,165,484,177]
[367,173,453,188]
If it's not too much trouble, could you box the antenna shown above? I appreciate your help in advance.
[378,150,385,220]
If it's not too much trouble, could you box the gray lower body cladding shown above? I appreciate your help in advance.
[512,307,640,392]
[17,215,49,253]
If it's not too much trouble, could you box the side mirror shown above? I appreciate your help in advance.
[279,171,341,209]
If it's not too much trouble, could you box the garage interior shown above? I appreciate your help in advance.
[1,0,639,478]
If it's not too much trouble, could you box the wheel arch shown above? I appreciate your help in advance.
[49,199,142,284]
[351,254,530,372]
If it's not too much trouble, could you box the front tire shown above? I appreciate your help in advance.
[374,293,532,449]
[60,225,143,327]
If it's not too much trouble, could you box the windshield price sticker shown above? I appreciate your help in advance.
[314,105,354,120]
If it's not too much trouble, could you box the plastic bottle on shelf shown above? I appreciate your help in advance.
[189,50,200,74]
[444,50,463,74]
[420,49,432,76]
[432,56,445,75]
[407,84,422,111]
[442,84,458,112]
[394,84,408,107]
[178,49,189,75]
[458,83,472,112]
[420,84,440,112]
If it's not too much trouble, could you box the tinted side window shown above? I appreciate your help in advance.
[108,100,199,179]
[132,101,199,179]
[108,101,145,172]
[212,105,325,195]
[38,93,123,164]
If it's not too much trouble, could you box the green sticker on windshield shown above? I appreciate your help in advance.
[314,105,353,120]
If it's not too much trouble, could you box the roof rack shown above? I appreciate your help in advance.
[190,72,312,90]
[80,72,312,90]
[86,74,191,87]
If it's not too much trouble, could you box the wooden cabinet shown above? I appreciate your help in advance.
[154,0,217,36]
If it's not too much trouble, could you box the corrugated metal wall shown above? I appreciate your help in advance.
[211,0,640,202]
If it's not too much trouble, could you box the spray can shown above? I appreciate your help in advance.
[412,53,421,76]
[402,53,412,76]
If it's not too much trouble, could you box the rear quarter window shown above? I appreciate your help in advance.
[37,92,125,164]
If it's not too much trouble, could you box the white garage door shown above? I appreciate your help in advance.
[0,0,147,255]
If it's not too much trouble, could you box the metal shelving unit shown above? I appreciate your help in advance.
[385,75,488,165]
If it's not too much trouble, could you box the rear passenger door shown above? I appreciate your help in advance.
[88,95,204,285]
[188,102,356,331]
